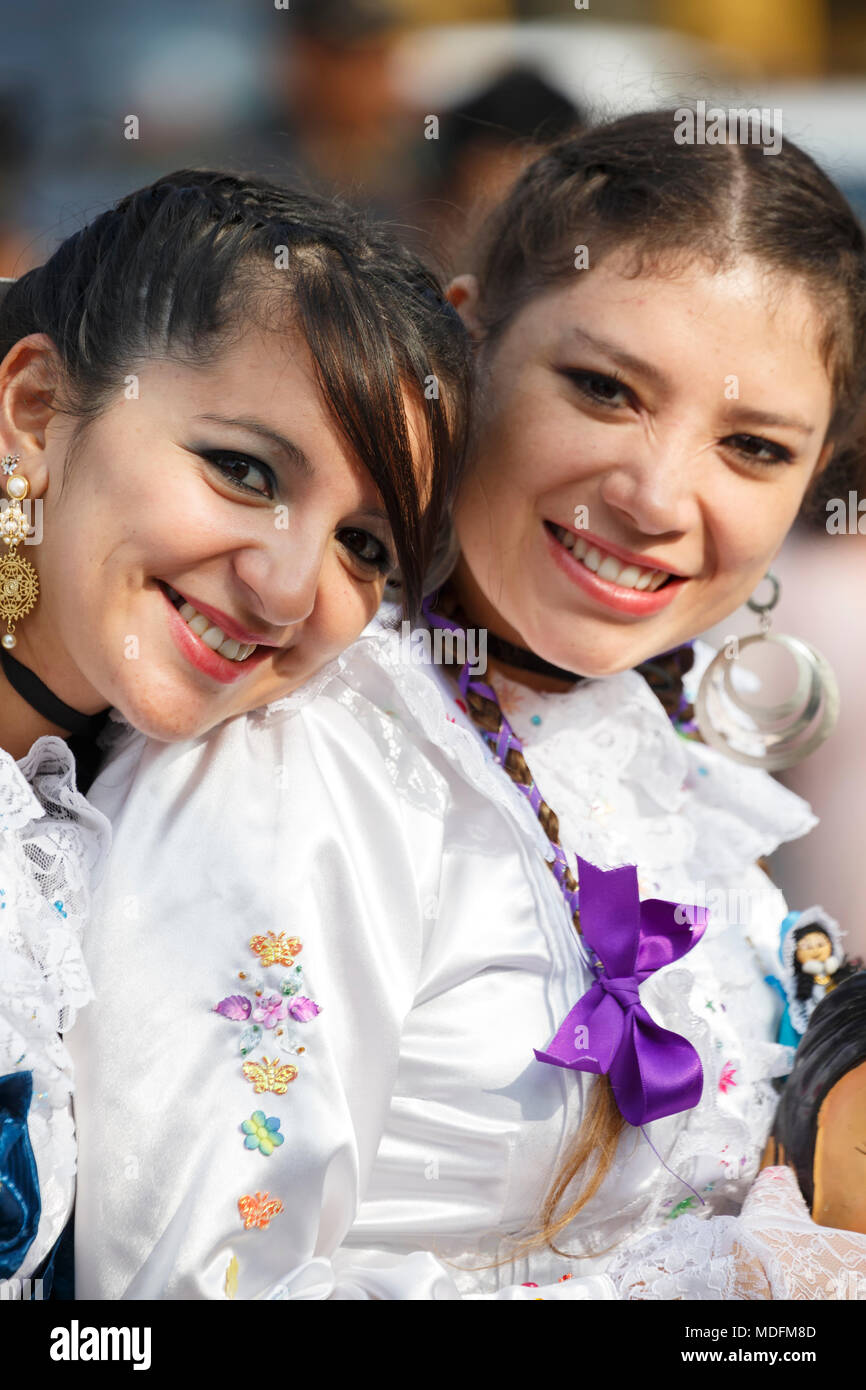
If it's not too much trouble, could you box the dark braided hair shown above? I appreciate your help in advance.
[0,168,473,616]
[431,590,700,1258]
[435,585,697,938]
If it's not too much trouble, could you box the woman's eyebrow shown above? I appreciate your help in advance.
[565,329,815,435]
[193,412,315,476]
[355,506,391,526]
[564,326,669,389]
[720,405,815,437]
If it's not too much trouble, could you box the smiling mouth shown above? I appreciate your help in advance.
[161,583,261,663]
[546,523,678,591]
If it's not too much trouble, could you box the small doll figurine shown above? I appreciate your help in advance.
[768,971,866,1235]
[769,907,857,1047]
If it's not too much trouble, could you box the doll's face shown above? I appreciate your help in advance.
[812,1059,866,1236]
[796,931,832,966]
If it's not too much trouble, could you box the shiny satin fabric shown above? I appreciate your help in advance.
[0,1071,40,1276]
[68,627,812,1299]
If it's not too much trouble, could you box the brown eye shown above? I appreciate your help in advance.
[724,434,792,466]
[199,450,275,498]
[561,369,633,409]
[337,527,392,575]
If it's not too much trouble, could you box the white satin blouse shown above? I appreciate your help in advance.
[68,624,819,1300]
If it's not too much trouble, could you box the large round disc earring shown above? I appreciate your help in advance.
[694,572,840,770]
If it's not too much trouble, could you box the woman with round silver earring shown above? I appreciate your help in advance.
[69,113,866,1300]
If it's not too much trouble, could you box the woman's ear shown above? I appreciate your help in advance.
[446,275,484,342]
[0,334,62,498]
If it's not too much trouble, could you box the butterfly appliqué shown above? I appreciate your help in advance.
[238,1191,285,1230]
[242,1056,298,1095]
[249,932,302,969]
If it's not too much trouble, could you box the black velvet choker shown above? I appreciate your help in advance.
[0,645,109,739]
[484,631,586,684]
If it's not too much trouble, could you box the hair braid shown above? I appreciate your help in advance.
[463,683,581,923]
[429,588,701,1259]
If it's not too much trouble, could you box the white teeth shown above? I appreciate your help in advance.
[551,525,677,592]
[167,588,259,662]
[615,565,641,589]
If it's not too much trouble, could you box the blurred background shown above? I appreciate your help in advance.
[0,0,863,952]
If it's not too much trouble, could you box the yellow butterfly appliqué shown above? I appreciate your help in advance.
[242,1055,299,1095]
[249,932,303,968]
[225,1255,239,1299]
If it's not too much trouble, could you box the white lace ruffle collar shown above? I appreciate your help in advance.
[0,735,110,1104]
[309,627,817,881]
[100,626,816,882]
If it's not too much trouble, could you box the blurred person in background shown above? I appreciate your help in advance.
[420,66,583,266]
[241,0,420,219]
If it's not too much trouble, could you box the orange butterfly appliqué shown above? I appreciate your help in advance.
[238,1191,285,1230]
[242,1055,299,1095]
[249,932,303,968]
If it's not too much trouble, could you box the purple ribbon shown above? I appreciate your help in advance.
[534,856,707,1125]
[420,599,707,1129]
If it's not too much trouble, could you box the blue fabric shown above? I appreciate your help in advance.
[765,973,802,1051]
[28,1216,75,1299]
[777,1006,802,1050]
[0,1070,41,1278]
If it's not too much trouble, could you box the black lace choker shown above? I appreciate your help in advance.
[0,645,109,738]
[484,631,586,685]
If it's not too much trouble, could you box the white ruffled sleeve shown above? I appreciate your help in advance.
[0,737,110,1278]
[607,1167,866,1300]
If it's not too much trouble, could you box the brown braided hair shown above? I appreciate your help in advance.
[434,586,700,1256]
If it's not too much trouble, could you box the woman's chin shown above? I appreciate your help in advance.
[524,637,642,680]
[111,690,224,744]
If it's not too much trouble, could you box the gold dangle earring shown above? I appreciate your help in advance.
[0,454,40,650]
[695,570,839,770]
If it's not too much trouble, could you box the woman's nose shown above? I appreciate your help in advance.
[597,435,701,538]
[233,529,325,632]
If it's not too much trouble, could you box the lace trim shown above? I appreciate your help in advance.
[608,1167,866,1300]
[1,736,111,1277]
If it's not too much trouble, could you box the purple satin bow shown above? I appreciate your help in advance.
[534,856,708,1126]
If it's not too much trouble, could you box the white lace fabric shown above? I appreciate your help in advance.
[0,736,110,1279]
[608,1166,866,1299]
